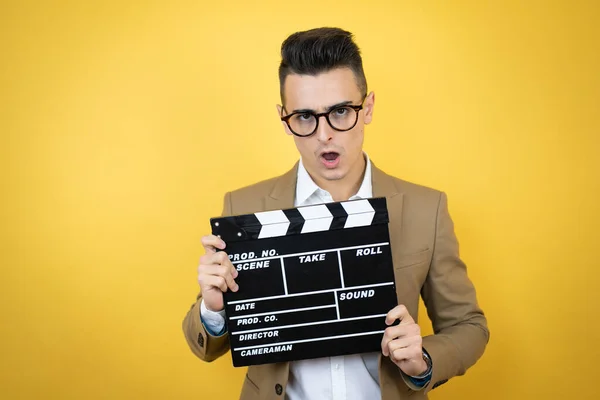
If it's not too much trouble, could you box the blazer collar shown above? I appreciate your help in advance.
[265,162,299,211]
[371,161,400,199]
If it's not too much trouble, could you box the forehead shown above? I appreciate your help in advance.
[283,68,362,111]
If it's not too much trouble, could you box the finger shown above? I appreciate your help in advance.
[387,334,422,354]
[385,304,414,326]
[230,262,239,279]
[381,323,421,356]
[388,323,420,339]
[199,274,228,293]
[198,263,239,292]
[381,327,399,356]
[216,252,239,279]
[389,346,407,363]
[199,252,238,281]
[381,326,406,355]
[215,251,239,279]
[201,251,232,267]
[198,263,229,279]
[390,346,420,363]
[382,324,411,340]
[201,235,226,254]
[217,264,239,292]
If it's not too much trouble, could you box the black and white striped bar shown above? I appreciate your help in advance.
[210,197,397,367]
[211,198,389,242]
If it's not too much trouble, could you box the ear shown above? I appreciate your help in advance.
[276,104,293,136]
[363,91,375,125]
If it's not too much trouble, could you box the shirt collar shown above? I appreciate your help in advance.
[296,153,373,204]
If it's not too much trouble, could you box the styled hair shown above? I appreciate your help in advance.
[278,27,367,103]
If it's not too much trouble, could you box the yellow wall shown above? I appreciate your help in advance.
[1,1,599,399]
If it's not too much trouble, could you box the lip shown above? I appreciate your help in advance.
[319,151,341,169]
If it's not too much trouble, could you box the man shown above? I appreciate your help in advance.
[183,27,489,399]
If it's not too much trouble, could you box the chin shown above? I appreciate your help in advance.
[320,169,346,181]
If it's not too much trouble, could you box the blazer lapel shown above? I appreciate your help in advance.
[264,162,299,212]
[371,162,404,248]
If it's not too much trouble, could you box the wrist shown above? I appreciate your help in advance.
[415,359,428,376]
[411,349,432,379]
[201,299,225,315]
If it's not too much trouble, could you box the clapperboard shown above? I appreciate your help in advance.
[210,197,397,367]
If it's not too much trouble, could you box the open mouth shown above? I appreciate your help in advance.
[320,152,340,168]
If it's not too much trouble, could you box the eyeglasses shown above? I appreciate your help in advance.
[280,97,366,137]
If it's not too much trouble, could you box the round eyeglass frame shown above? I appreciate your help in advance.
[280,97,366,138]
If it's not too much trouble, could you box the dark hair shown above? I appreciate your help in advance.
[278,27,367,103]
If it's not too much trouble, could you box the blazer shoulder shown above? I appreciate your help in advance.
[386,174,444,214]
[229,175,280,200]
[224,164,297,215]
[392,175,442,200]
[222,179,272,216]
[384,174,446,236]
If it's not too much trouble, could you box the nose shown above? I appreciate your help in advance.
[314,115,333,143]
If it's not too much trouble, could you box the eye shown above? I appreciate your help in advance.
[298,113,313,121]
[333,107,350,116]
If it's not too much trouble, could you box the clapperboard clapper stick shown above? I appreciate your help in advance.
[210,197,397,367]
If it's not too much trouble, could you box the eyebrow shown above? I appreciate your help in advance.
[291,100,354,114]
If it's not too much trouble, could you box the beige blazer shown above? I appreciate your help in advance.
[183,162,489,400]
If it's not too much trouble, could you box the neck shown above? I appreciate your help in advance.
[312,154,367,202]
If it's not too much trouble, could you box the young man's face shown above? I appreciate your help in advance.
[278,68,374,184]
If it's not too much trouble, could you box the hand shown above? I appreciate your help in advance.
[381,304,428,377]
[197,235,239,312]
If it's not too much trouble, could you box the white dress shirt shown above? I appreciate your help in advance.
[201,154,381,400]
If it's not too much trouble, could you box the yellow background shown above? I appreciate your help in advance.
[1,1,599,399]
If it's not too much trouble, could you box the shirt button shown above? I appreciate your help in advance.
[275,383,283,395]
[335,364,339,370]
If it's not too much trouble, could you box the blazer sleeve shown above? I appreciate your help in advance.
[182,192,233,362]
[421,192,490,392]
